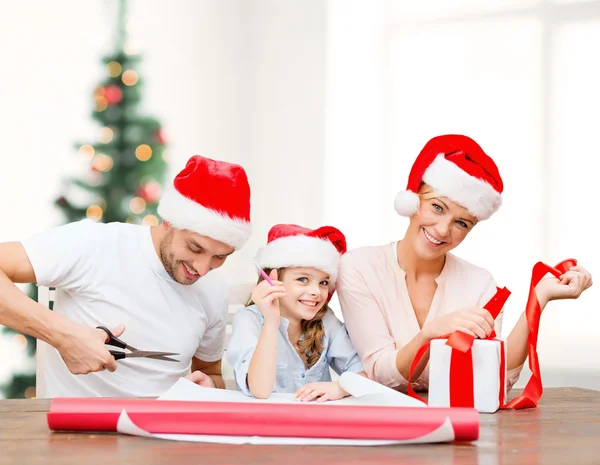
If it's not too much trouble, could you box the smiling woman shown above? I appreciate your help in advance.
[336,134,593,393]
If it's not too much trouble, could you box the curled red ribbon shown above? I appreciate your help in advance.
[407,259,577,410]
[504,258,576,409]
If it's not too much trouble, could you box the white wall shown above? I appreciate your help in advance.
[228,0,327,285]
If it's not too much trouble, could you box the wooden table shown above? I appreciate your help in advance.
[1,388,599,465]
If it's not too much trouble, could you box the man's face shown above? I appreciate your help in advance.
[159,227,235,285]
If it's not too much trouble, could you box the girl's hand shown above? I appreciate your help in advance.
[295,381,349,402]
[536,265,593,308]
[251,269,286,323]
[422,307,495,340]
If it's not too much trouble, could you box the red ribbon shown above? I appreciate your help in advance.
[448,346,474,407]
[407,259,577,410]
[504,258,576,409]
[407,287,510,407]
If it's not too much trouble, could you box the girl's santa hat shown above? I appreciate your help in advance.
[158,155,252,249]
[394,135,503,221]
[255,224,347,286]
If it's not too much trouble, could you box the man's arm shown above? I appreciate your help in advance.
[191,357,225,389]
[0,242,119,373]
[0,242,77,344]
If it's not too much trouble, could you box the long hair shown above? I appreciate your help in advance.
[247,267,327,368]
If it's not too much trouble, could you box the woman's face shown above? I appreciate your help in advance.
[408,194,477,260]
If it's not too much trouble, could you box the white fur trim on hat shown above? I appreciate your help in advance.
[255,235,342,285]
[157,187,252,250]
[422,154,502,220]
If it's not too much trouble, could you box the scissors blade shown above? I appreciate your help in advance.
[146,355,180,362]
[128,350,180,358]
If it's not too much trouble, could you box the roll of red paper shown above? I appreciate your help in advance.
[48,398,479,441]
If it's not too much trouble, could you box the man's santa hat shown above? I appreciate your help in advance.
[158,155,252,250]
[394,134,503,221]
[255,224,347,286]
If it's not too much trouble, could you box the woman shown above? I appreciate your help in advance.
[337,134,593,392]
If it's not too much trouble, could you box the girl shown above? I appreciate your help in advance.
[337,134,593,393]
[227,224,366,401]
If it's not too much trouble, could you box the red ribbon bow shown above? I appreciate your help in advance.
[407,258,577,410]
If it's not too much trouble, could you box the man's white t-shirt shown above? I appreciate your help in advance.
[21,220,229,398]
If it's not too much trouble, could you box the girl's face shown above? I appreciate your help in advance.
[278,267,330,322]
[408,194,477,261]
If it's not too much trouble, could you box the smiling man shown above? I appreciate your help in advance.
[0,155,252,397]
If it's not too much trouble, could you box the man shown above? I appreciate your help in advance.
[0,155,252,397]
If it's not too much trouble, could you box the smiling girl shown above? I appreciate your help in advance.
[227,225,365,401]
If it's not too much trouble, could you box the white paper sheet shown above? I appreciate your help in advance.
[157,372,425,407]
[116,373,452,445]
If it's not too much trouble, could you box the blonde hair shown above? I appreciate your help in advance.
[417,181,479,226]
[418,182,478,225]
[247,268,326,368]
[418,182,438,201]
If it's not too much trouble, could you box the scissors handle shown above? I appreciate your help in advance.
[109,350,127,360]
[97,326,127,350]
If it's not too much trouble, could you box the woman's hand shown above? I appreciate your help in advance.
[535,265,593,308]
[251,270,286,324]
[422,307,495,340]
[294,381,349,402]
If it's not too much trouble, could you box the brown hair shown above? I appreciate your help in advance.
[247,268,327,368]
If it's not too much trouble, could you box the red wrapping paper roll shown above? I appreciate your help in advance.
[48,398,479,441]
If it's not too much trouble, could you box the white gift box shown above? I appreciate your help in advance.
[428,338,507,413]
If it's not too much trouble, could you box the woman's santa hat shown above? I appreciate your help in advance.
[394,134,503,221]
[255,224,347,286]
[158,155,252,250]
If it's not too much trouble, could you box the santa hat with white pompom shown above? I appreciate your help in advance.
[394,134,504,221]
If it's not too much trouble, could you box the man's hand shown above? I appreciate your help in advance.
[191,357,225,389]
[55,324,126,375]
[185,370,216,388]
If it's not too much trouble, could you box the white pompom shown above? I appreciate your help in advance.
[394,190,420,217]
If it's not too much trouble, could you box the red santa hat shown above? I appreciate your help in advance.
[394,134,503,221]
[157,155,252,250]
[255,224,347,286]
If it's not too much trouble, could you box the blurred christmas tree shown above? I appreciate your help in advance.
[0,0,167,398]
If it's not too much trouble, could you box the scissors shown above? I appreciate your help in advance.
[97,326,180,363]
